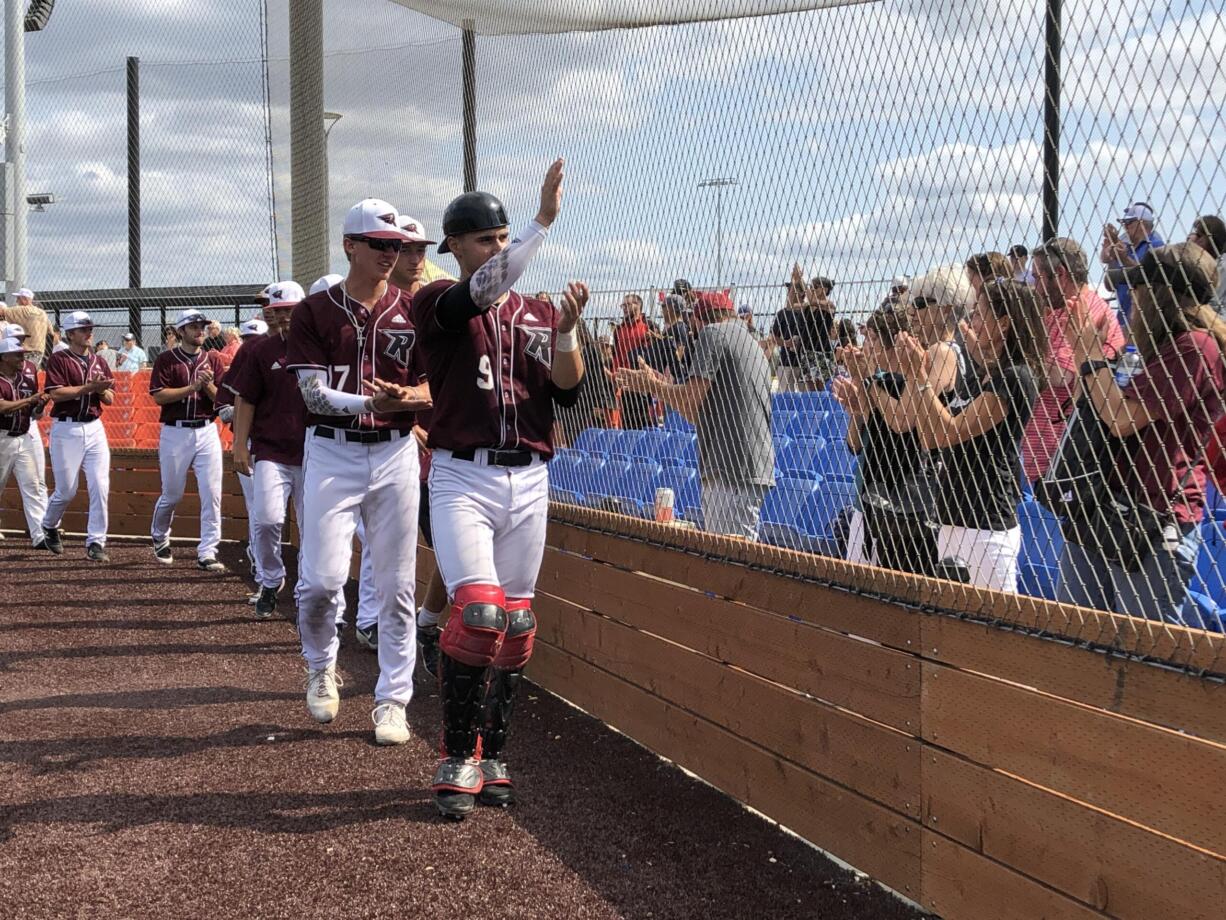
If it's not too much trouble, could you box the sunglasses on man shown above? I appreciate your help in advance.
[347,235,404,253]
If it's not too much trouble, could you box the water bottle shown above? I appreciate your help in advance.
[1114,345,1142,388]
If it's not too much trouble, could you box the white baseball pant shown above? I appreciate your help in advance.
[428,449,549,600]
[251,458,304,591]
[44,419,110,546]
[0,429,49,543]
[355,520,378,630]
[297,428,419,705]
[236,465,260,577]
[151,423,223,560]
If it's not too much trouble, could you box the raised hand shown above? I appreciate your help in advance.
[558,281,589,333]
[535,158,565,228]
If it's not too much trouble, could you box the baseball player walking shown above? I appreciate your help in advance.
[286,198,432,745]
[413,159,588,818]
[41,311,114,561]
[0,334,49,547]
[148,309,228,571]
[231,281,308,619]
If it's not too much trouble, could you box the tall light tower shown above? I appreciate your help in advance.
[697,176,737,287]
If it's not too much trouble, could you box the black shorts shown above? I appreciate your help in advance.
[418,481,433,548]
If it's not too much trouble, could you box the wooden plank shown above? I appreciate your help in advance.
[921,829,1108,920]
[922,663,1226,856]
[528,640,922,899]
[534,590,920,817]
[2,510,248,543]
[923,747,1226,920]
[923,615,1226,746]
[540,547,921,733]
[547,522,922,653]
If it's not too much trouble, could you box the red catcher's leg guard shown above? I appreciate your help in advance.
[492,597,536,669]
[440,584,507,667]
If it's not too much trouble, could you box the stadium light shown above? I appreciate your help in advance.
[27,192,55,211]
[697,177,738,287]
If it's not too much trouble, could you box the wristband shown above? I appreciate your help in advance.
[1079,360,1110,378]
[556,328,579,353]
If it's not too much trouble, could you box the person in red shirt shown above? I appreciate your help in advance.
[1026,237,1126,483]
[412,159,588,819]
[612,293,650,370]
[1062,242,1226,623]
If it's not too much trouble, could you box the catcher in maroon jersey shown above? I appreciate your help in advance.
[412,158,589,819]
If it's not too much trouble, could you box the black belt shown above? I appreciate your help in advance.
[54,416,98,424]
[166,419,208,429]
[314,425,410,445]
[6,429,28,438]
[451,447,535,468]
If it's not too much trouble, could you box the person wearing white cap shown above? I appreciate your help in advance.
[1101,201,1165,324]
[230,281,312,619]
[40,311,114,561]
[308,273,344,297]
[0,289,49,367]
[285,198,431,744]
[147,308,228,571]
[115,332,149,372]
[0,336,50,548]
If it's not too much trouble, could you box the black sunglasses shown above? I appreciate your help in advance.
[347,235,404,253]
[909,296,941,310]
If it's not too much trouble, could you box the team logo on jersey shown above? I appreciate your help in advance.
[381,328,416,367]
[523,327,552,368]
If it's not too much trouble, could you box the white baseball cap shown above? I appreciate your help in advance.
[1120,202,1155,223]
[240,318,269,338]
[397,214,437,245]
[309,273,344,296]
[259,280,305,307]
[906,265,974,311]
[0,336,28,355]
[342,198,414,241]
[122,332,135,341]
[16,287,33,300]
[3,322,26,339]
[173,308,210,329]
[62,310,95,331]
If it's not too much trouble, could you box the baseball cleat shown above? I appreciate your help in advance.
[254,586,279,619]
[477,759,516,807]
[416,622,440,680]
[152,539,173,564]
[432,757,483,819]
[371,701,410,745]
[304,666,342,723]
[247,591,260,605]
[197,557,227,573]
[85,543,110,563]
[355,623,378,651]
[42,527,63,555]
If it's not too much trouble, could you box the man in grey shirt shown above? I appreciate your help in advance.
[617,290,774,539]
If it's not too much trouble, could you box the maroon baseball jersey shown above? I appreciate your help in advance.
[285,284,425,431]
[413,283,560,457]
[232,333,308,466]
[150,347,226,424]
[215,340,256,411]
[0,360,39,435]
[44,349,113,422]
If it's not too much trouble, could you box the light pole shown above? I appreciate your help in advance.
[323,111,342,237]
[697,176,737,287]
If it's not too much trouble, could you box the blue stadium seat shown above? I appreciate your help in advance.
[813,411,849,441]
[606,429,644,459]
[660,432,698,466]
[798,479,858,556]
[584,458,632,509]
[759,477,821,550]
[1184,590,1224,633]
[656,465,701,519]
[664,410,694,432]
[573,428,613,454]
[1191,520,1226,607]
[784,411,827,440]
[1206,480,1226,522]
[610,458,663,518]
[547,449,586,503]
[772,392,803,414]
[1018,562,1059,601]
[811,441,857,481]
[776,437,826,479]
[633,428,672,460]
[772,434,792,459]
[1017,501,1064,571]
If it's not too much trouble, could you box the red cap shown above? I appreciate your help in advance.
[694,290,734,320]
[1207,414,1226,492]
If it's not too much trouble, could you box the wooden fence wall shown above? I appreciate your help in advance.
[5,449,1225,918]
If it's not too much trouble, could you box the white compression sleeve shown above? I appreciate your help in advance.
[469,220,550,307]
[296,368,370,416]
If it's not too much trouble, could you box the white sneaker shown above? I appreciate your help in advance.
[304,666,342,723]
[372,701,410,745]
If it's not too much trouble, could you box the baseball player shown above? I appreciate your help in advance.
[231,282,308,619]
[217,315,269,593]
[41,311,114,561]
[286,198,432,745]
[412,159,588,818]
[0,334,49,547]
[148,309,228,571]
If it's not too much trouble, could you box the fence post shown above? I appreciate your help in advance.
[462,19,476,193]
[1041,0,1062,241]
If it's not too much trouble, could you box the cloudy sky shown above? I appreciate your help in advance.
[10,0,1226,324]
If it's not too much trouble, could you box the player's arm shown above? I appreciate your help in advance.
[0,391,41,413]
[151,380,203,406]
[47,379,108,401]
[231,396,255,475]
[551,281,589,393]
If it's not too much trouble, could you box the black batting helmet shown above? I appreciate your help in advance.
[438,191,509,254]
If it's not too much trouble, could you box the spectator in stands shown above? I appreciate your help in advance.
[899,279,1047,592]
[771,264,830,391]
[835,305,938,575]
[833,317,858,350]
[616,291,774,539]
[534,291,553,305]
[1026,238,1125,483]
[597,334,614,369]
[662,293,694,367]
[672,278,698,311]
[218,327,242,370]
[202,319,226,352]
[883,275,910,308]
[612,293,650,370]
[556,319,613,444]
[1007,245,1032,283]
[901,265,970,383]
[965,251,1012,301]
[94,340,118,371]
[163,326,179,351]
[115,333,148,372]
[49,327,66,353]
[1101,201,1165,325]
[1058,243,1225,622]
[0,288,49,366]
[1187,214,1226,313]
